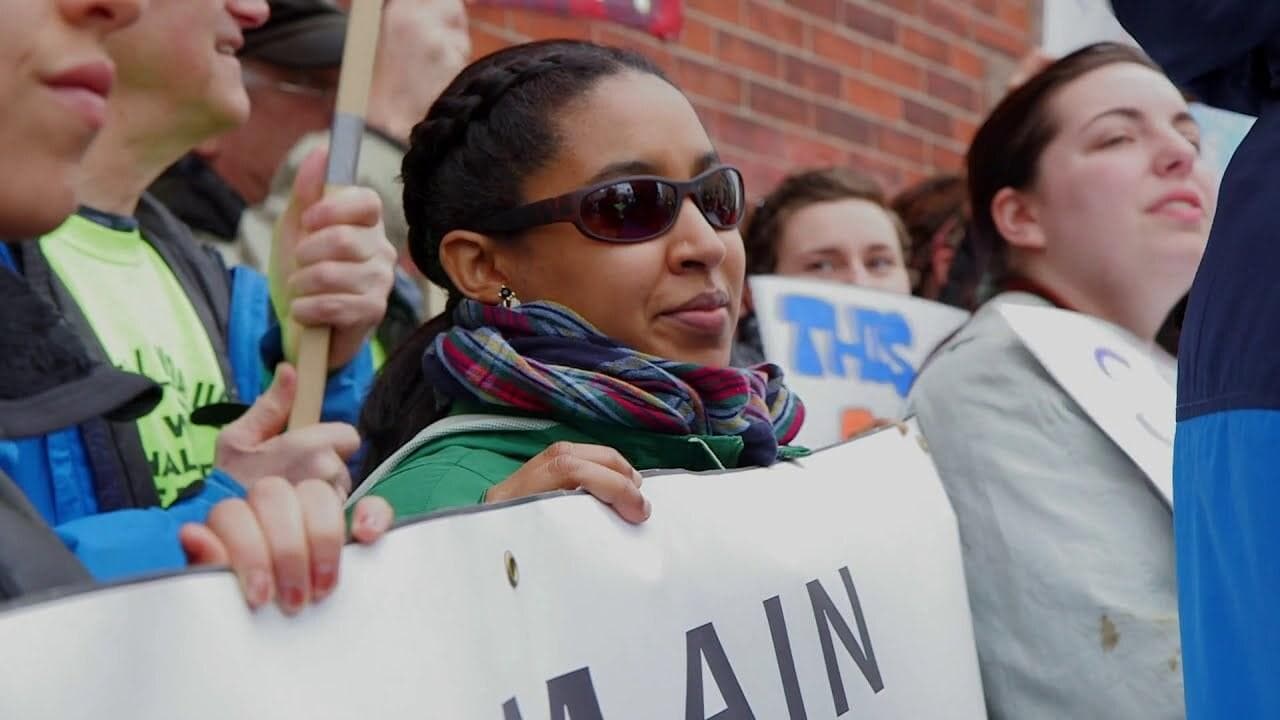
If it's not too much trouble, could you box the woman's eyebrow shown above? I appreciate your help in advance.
[691,151,721,175]
[586,160,662,184]
[1082,106,1144,131]
[1172,111,1199,131]
[586,152,722,185]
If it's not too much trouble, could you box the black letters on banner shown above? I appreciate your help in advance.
[502,667,605,720]
[685,622,756,720]
[501,566,882,718]
[764,595,808,720]
[807,566,885,715]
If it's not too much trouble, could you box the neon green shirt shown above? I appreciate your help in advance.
[41,213,228,506]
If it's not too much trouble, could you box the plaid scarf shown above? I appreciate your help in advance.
[422,300,804,466]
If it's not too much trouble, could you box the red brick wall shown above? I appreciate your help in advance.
[468,1,1039,198]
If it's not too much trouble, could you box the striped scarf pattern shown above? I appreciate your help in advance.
[422,300,804,466]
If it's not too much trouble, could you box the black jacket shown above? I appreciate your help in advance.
[0,262,160,602]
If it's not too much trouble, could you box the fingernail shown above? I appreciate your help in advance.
[247,570,272,608]
[633,469,644,486]
[642,497,652,520]
[357,507,386,537]
[281,584,306,613]
[313,563,337,596]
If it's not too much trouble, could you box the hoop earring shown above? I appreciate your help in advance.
[499,285,520,309]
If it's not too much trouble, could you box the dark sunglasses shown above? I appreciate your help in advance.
[467,165,746,243]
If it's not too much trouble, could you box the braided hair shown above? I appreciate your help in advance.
[359,40,669,476]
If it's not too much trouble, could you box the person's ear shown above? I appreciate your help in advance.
[991,187,1047,252]
[437,230,511,305]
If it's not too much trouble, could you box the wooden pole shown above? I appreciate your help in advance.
[288,0,384,430]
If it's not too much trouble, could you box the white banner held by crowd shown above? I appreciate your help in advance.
[0,425,986,720]
[999,303,1175,508]
[750,275,970,448]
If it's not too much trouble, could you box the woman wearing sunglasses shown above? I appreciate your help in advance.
[352,39,805,522]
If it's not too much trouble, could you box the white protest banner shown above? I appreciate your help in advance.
[1041,0,1135,55]
[999,303,1175,507]
[750,275,970,448]
[0,425,986,720]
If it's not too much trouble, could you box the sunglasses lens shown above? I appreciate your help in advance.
[581,179,679,241]
[698,167,745,229]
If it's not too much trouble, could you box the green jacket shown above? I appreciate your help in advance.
[355,411,806,519]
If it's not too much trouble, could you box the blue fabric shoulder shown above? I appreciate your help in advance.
[227,264,374,425]
[1111,1,1280,115]
[52,469,245,581]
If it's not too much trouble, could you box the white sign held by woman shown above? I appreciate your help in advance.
[0,425,986,719]
[750,275,970,448]
[999,303,1175,507]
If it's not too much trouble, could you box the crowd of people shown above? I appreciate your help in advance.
[0,0,1268,717]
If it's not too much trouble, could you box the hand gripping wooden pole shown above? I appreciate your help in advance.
[288,0,384,430]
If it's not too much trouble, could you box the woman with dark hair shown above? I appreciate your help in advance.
[353,40,804,520]
[906,43,1213,718]
[733,167,911,366]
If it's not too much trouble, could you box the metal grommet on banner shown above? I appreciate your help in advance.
[504,551,519,588]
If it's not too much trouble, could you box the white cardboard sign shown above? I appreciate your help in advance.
[0,424,987,720]
[1041,0,1136,55]
[750,275,970,449]
[999,303,1175,508]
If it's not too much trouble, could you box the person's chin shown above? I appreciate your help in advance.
[0,177,76,237]
[224,94,252,127]
[1146,240,1204,289]
[207,82,252,129]
[653,338,733,368]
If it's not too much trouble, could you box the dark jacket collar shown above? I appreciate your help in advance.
[147,154,246,242]
[0,248,160,438]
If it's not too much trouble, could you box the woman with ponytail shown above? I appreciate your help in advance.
[354,40,805,522]
[906,44,1212,718]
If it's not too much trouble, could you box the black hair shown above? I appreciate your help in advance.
[358,40,669,477]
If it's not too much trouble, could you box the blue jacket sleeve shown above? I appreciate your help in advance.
[52,470,244,582]
[1112,1,1280,115]
[227,265,375,426]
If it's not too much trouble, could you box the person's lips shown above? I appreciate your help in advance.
[661,290,732,335]
[1147,189,1205,223]
[44,60,115,131]
[215,32,244,56]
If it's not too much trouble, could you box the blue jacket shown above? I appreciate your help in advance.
[1111,5,1280,717]
[0,205,373,583]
